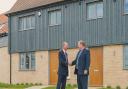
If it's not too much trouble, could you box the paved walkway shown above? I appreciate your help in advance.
[75,87,100,89]
[25,86,48,89]
[25,86,100,89]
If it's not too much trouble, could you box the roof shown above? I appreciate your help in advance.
[0,15,8,35]
[7,0,63,14]
[0,15,8,24]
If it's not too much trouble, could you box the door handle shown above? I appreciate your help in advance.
[94,69,99,72]
[53,70,56,72]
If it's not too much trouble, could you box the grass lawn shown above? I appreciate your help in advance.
[43,86,121,89]
[0,83,32,89]
[0,88,24,89]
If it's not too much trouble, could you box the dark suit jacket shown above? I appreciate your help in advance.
[58,49,69,76]
[72,48,90,75]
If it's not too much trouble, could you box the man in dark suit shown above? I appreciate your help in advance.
[71,40,90,89]
[56,42,69,89]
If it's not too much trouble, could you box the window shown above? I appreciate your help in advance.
[20,52,36,70]
[124,0,128,13]
[49,10,61,26]
[19,15,35,31]
[123,46,128,69]
[87,2,103,19]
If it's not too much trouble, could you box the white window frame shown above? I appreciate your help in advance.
[20,52,36,71]
[123,46,128,70]
[18,15,35,31]
[124,0,128,14]
[48,10,62,26]
[87,1,103,20]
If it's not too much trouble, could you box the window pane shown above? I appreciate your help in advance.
[49,12,56,25]
[31,16,35,28]
[19,15,35,31]
[26,16,30,29]
[31,52,35,69]
[20,53,25,69]
[124,46,128,69]
[49,10,61,25]
[97,2,103,18]
[87,4,96,19]
[23,18,27,30]
[125,0,128,13]
[19,18,23,30]
[56,11,61,25]
[25,53,30,69]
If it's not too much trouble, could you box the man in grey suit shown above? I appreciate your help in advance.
[71,40,90,89]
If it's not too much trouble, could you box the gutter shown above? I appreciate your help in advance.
[5,0,80,16]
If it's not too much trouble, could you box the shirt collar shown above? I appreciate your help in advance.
[63,49,66,53]
[80,47,85,51]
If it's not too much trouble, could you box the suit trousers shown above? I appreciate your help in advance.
[77,74,88,89]
[56,74,67,89]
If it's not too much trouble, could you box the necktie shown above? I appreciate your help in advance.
[76,50,82,69]
[65,52,68,63]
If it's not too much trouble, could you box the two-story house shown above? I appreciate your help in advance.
[6,0,128,88]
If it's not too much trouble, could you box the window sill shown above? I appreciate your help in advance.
[18,28,35,32]
[86,17,103,21]
[48,24,61,27]
[122,12,128,16]
[19,69,36,71]
[123,68,128,70]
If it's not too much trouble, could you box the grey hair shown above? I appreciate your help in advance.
[78,40,86,47]
[62,41,68,47]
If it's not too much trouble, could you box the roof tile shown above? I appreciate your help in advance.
[7,0,63,14]
[0,15,8,34]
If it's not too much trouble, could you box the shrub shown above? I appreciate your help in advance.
[35,83,38,85]
[126,86,128,89]
[21,83,24,85]
[16,83,20,85]
[116,86,121,89]
[39,83,42,85]
[30,83,34,86]
[25,83,29,85]
[106,85,112,89]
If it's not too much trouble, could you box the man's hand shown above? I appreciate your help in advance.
[68,61,72,66]
[84,70,88,75]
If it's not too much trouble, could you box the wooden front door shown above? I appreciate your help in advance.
[50,50,59,85]
[89,47,103,86]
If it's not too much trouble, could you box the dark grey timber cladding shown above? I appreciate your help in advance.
[9,0,128,53]
[0,37,8,47]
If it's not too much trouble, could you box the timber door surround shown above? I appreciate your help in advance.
[89,47,103,86]
[49,50,59,85]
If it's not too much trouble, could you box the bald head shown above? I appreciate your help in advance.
[62,42,69,51]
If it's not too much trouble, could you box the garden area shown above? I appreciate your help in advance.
[42,85,128,89]
[42,84,77,89]
[0,82,34,89]
[0,83,128,89]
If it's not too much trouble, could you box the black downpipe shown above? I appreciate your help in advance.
[9,52,12,84]
[8,15,12,84]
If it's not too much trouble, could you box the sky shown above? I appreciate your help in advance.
[0,0,17,14]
